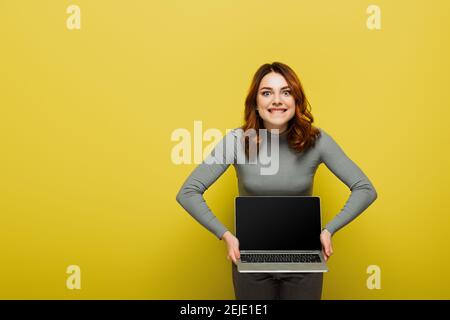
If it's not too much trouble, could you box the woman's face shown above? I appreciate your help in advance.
[256,72,296,133]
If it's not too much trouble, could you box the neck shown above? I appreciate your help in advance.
[264,125,288,135]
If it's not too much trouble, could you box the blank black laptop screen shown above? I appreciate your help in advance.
[235,196,322,251]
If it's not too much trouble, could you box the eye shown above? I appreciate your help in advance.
[282,90,291,96]
[261,91,271,97]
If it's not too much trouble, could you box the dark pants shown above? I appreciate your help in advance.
[232,263,323,300]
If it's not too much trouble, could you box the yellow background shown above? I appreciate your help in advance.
[1,0,449,299]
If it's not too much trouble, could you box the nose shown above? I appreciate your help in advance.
[272,93,282,106]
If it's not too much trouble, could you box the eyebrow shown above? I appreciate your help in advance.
[260,86,291,91]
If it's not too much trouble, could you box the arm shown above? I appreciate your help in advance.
[175,129,237,240]
[318,129,378,236]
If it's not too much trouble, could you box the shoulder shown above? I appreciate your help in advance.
[313,127,348,162]
[223,127,246,140]
[228,127,242,136]
[217,127,242,151]
[314,127,331,146]
[221,127,240,141]
[313,127,341,152]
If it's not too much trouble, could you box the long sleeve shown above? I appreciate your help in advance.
[317,129,378,235]
[175,130,237,240]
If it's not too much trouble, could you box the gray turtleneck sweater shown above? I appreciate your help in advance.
[176,127,378,240]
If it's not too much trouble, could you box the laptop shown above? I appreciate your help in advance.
[235,196,328,273]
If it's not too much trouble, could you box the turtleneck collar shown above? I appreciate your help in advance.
[267,128,289,138]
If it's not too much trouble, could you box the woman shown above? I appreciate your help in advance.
[176,62,378,300]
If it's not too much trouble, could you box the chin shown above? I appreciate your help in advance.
[269,122,287,127]
[268,117,289,124]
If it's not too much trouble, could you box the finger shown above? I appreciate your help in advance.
[322,248,328,261]
[325,242,332,256]
[326,243,332,256]
[227,250,233,261]
[235,248,241,260]
[229,252,236,264]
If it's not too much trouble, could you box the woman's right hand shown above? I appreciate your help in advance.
[221,231,240,265]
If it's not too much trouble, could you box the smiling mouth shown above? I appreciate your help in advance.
[268,108,288,113]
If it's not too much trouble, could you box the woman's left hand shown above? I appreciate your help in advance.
[320,229,333,261]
